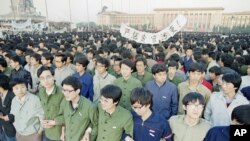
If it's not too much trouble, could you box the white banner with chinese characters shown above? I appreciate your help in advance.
[120,15,187,44]
[12,18,32,29]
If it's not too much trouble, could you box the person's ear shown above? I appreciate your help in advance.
[183,105,187,111]
[76,89,81,94]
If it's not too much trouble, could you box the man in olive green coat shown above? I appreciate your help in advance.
[37,66,64,141]
[45,76,98,141]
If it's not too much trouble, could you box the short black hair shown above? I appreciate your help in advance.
[30,53,41,64]
[182,92,205,106]
[96,57,109,69]
[135,57,147,67]
[100,84,122,104]
[0,74,10,90]
[75,56,89,69]
[168,61,179,69]
[130,87,152,108]
[42,52,54,62]
[151,64,167,75]
[55,53,67,63]
[37,66,55,77]
[10,78,27,88]
[188,62,205,73]
[0,58,7,68]
[220,53,234,67]
[209,66,221,76]
[120,59,134,70]
[231,105,250,125]
[222,73,242,92]
[62,76,82,91]
[9,55,22,64]
[208,52,216,60]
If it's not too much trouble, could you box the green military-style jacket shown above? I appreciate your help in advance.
[132,71,153,86]
[38,85,64,140]
[97,105,133,141]
[55,96,98,141]
[114,76,142,110]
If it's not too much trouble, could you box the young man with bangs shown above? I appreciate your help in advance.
[204,73,249,126]
[44,76,98,141]
[114,59,142,110]
[177,62,211,114]
[169,92,211,141]
[145,64,178,120]
[37,66,64,141]
[97,84,133,141]
[93,57,116,102]
[130,87,173,141]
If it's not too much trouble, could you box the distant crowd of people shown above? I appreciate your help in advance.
[0,31,250,141]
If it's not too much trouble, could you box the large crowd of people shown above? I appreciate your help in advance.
[0,30,250,141]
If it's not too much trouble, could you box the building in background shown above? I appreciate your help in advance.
[97,7,250,32]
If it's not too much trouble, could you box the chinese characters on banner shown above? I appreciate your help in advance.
[120,15,187,44]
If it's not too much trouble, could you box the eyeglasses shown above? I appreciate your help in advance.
[62,89,75,94]
[39,75,53,81]
[187,104,204,109]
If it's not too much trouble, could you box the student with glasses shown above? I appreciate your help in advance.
[169,92,212,141]
[130,87,173,141]
[37,66,64,141]
[44,76,98,141]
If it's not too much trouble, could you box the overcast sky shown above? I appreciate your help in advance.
[0,0,250,22]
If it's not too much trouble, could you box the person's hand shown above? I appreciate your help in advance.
[2,115,9,121]
[81,133,90,141]
[125,136,134,141]
[81,127,91,141]
[42,120,55,128]
[38,130,43,135]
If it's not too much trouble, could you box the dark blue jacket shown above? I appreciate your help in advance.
[204,126,230,141]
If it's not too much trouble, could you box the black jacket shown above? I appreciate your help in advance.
[0,90,16,137]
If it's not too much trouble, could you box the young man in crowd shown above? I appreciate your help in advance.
[204,73,249,126]
[29,53,42,93]
[97,84,134,141]
[145,64,178,120]
[109,56,122,78]
[54,53,75,87]
[204,104,250,141]
[0,74,16,141]
[9,55,33,91]
[130,87,173,141]
[169,92,211,141]
[114,59,142,110]
[167,61,182,86]
[208,66,221,92]
[0,58,12,76]
[132,57,153,86]
[93,57,116,102]
[37,66,64,141]
[8,78,44,141]
[73,56,94,101]
[41,52,56,71]
[45,76,98,141]
[178,62,211,114]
